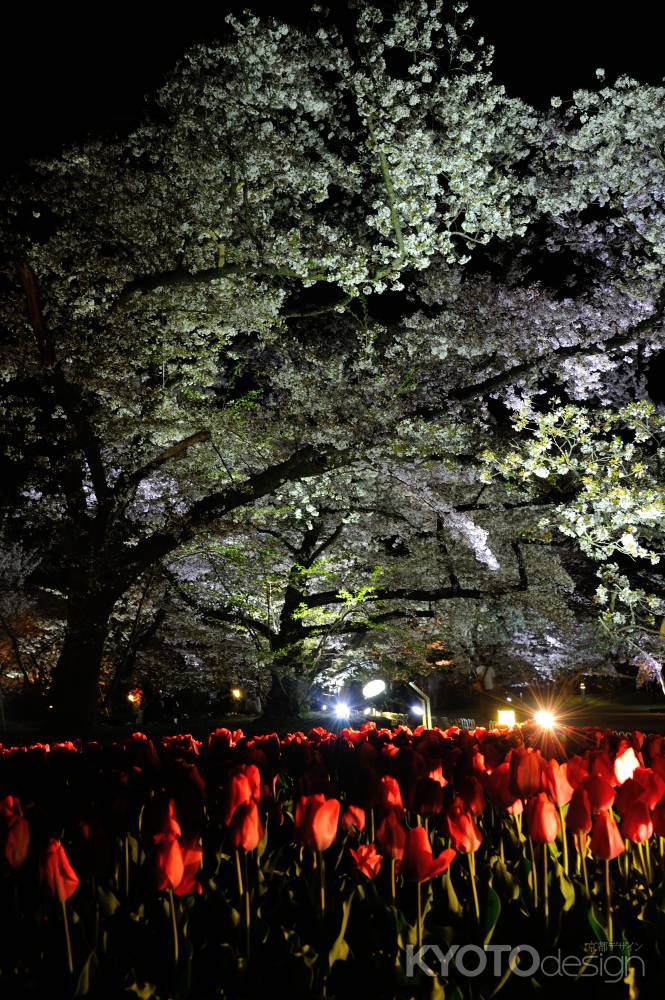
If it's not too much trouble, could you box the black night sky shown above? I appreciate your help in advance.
[2,2,663,169]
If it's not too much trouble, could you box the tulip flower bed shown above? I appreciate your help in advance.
[2,723,665,998]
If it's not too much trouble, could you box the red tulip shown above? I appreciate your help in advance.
[613,777,645,816]
[509,748,542,799]
[446,799,483,853]
[458,775,485,816]
[155,799,181,840]
[526,793,560,844]
[223,766,260,825]
[621,800,653,844]
[565,755,589,790]
[583,774,615,813]
[412,778,445,816]
[0,796,30,870]
[566,788,592,835]
[428,765,447,787]
[341,805,366,834]
[653,797,665,838]
[349,843,382,880]
[229,801,264,852]
[486,763,521,811]
[294,795,340,851]
[40,839,80,902]
[376,810,408,862]
[155,836,185,891]
[173,838,203,896]
[632,767,665,809]
[614,746,640,785]
[542,760,573,806]
[400,826,456,882]
[378,775,404,813]
[590,811,624,860]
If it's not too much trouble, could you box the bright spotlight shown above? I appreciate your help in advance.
[231,688,243,700]
[411,704,425,717]
[335,703,350,720]
[497,709,516,727]
[321,703,327,711]
[534,709,556,729]
[362,679,386,699]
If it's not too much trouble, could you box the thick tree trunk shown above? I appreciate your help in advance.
[262,669,308,719]
[48,594,115,733]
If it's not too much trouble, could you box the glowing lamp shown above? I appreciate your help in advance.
[231,688,243,700]
[411,704,425,717]
[362,679,386,699]
[534,710,556,729]
[497,709,516,727]
[335,703,350,720]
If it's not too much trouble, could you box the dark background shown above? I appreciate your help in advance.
[2,2,662,169]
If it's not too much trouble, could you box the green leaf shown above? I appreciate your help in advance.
[587,904,608,943]
[329,890,355,966]
[554,861,575,913]
[74,951,99,997]
[482,886,501,946]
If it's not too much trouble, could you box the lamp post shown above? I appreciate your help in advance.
[408,681,432,728]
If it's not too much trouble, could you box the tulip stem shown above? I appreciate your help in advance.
[234,848,244,898]
[577,835,589,895]
[605,860,613,943]
[390,858,396,903]
[244,852,251,958]
[168,889,179,966]
[557,806,568,875]
[528,836,538,908]
[318,851,326,920]
[416,880,423,952]
[645,839,653,883]
[468,851,480,923]
[61,900,73,975]
[542,845,549,928]
[124,835,130,898]
[370,809,375,843]
[499,832,504,866]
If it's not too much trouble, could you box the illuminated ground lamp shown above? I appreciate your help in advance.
[362,679,386,699]
[533,709,556,729]
[579,681,586,700]
[497,708,516,727]
[231,688,243,701]
[335,703,351,721]
[407,680,432,728]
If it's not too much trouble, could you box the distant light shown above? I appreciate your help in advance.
[579,682,586,691]
[534,710,556,729]
[411,704,425,716]
[335,703,350,720]
[506,696,512,702]
[362,679,386,699]
[231,688,243,700]
[127,693,136,703]
[497,709,516,726]
[321,703,327,711]
[363,707,371,715]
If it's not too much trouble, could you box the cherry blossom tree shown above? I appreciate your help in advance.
[2,2,664,726]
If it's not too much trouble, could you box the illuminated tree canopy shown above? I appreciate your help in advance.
[1,1,664,725]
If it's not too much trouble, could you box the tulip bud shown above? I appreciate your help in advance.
[526,793,560,844]
[229,801,264,852]
[590,810,624,860]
